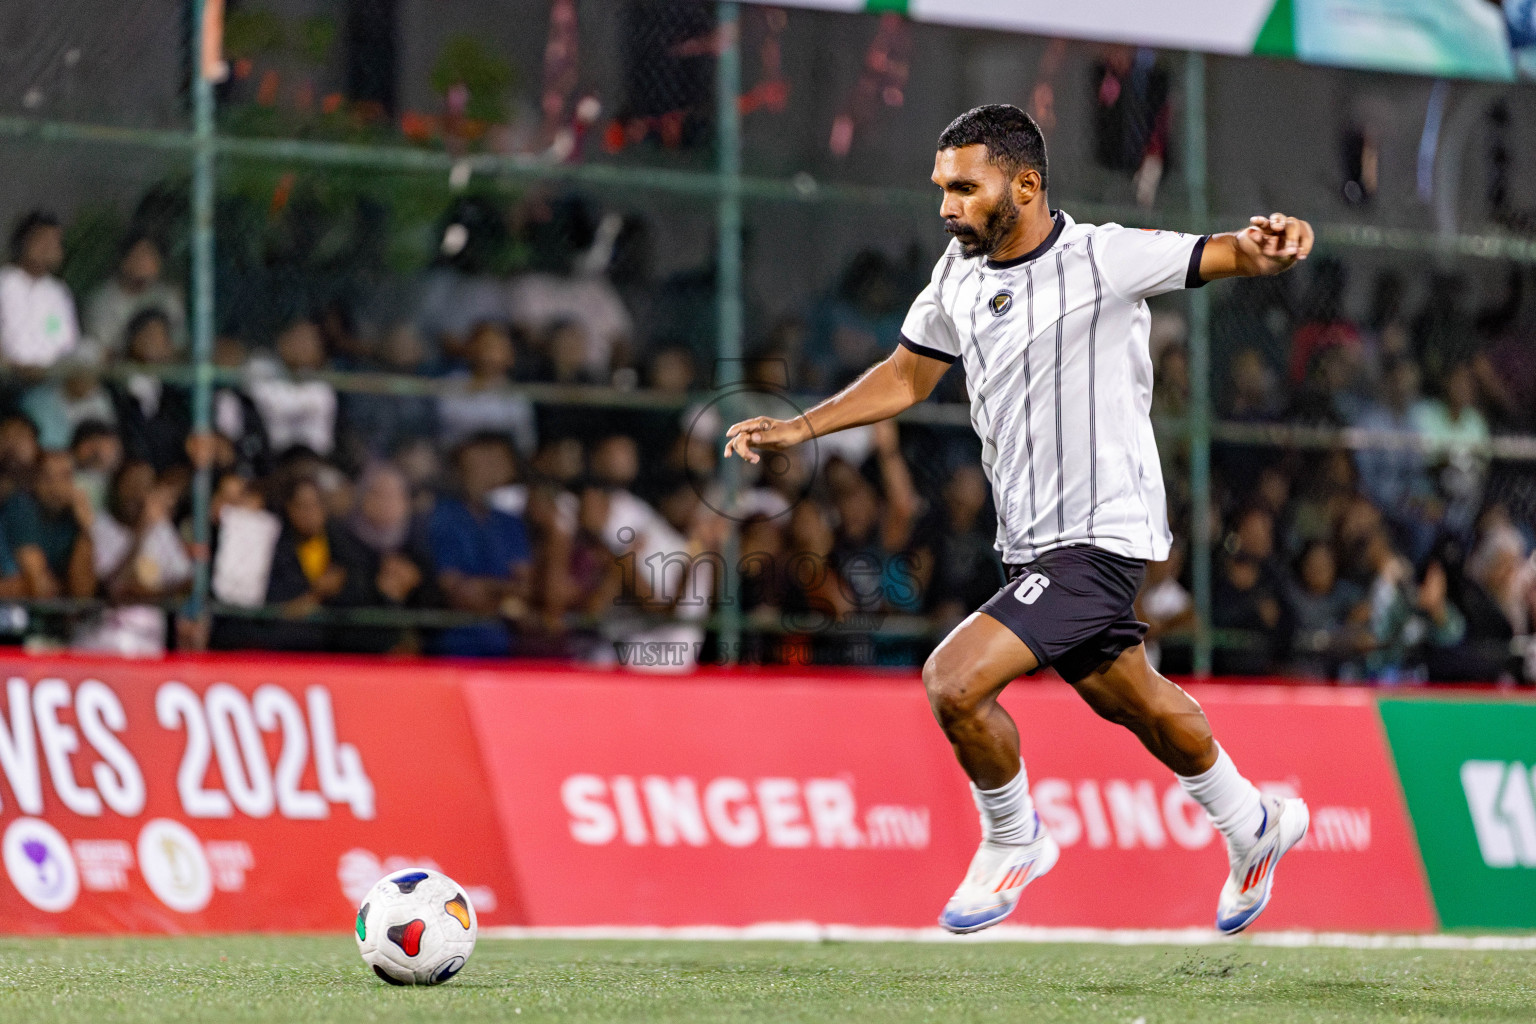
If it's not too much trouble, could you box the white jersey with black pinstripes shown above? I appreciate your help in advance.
[898,209,1207,565]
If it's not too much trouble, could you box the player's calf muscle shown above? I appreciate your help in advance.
[1077,652,1215,774]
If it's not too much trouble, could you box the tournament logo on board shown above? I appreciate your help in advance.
[137,819,213,913]
[2,818,79,913]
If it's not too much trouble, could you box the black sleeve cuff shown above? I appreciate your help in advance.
[899,335,958,364]
[1185,235,1210,289]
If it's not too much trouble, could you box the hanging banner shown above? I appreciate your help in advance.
[746,0,1533,82]
[0,655,520,934]
[465,669,1434,932]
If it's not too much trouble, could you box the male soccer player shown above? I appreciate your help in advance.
[724,104,1314,935]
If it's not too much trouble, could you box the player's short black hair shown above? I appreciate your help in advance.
[937,104,1048,190]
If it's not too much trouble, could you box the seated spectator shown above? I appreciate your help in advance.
[625,345,696,463]
[546,319,599,385]
[1454,513,1535,680]
[1352,357,1437,561]
[1286,448,1356,554]
[1411,361,1490,539]
[507,214,635,381]
[0,211,78,370]
[347,463,435,613]
[393,437,445,519]
[737,512,787,623]
[827,421,920,615]
[70,420,125,514]
[20,351,117,452]
[223,476,382,653]
[248,319,338,456]
[1287,257,1361,386]
[1283,541,1365,678]
[417,197,514,368]
[588,434,663,539]
[437,321,537,456]
[340,323,436,456]
[427,434,533,657]
[577,435,718,669]
[1290,345,1359,426]
[806,250,905,392]
[83,232,186,358]
[1473,270,1536,432]
[512,478,614,659]
[112,309,192,471]
[208,335,271,478]
[1222,346,1283,422]
[0,414,41,505]
[1138,539,1196,673]
[779,499,855,661]
[915,464,1004,628]
[1353,528,1465,683]
[530,436,585,489]
[2,450,95,599]
[207,473,282,615]
[1212,508,1284,675]
[73,461,192,657]
[1150,343,1190,420]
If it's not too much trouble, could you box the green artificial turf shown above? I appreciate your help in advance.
[0,935,1532,1024]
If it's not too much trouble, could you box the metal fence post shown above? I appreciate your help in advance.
[188,0,217,620]
[715,1,744,663]
[1184,50,1214,677]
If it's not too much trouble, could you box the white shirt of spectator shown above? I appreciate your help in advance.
[438,373,538,456]
[900,210,1206,564]
[75,515,195,658]
[212,505,282,607]
[1140,575,1193,671]
[246,356,338,456]
[0,264,79,367]
[507,273,633,378]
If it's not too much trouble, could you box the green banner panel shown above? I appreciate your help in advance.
[1379,698,1536,929]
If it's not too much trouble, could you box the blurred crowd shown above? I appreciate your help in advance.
[1150,259,1536,683]
[1,200,1534,683]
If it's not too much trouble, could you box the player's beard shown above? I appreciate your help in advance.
[946,192,1020,259]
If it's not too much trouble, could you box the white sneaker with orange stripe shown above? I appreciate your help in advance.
[1215,795,1310,935]
[937,813,1060,934]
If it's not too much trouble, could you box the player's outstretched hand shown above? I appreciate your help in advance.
[723,415,809,464]
[1237,211,1314,274]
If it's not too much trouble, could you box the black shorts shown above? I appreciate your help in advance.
[978,545,1149,684]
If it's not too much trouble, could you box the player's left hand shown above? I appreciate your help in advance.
[1238,212,1313,273]
[723,415,810,464]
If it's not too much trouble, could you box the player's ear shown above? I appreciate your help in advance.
[1013,167,1043,206]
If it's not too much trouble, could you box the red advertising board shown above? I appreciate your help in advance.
[465,668,1435,932]
[0,653,519,934]
[0,653,1436,935]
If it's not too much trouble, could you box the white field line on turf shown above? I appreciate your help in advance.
[481,924,1536,951]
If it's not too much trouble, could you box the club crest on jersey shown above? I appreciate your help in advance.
[989,290,1014,317]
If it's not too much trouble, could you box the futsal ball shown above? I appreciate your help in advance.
[355,867,477,985]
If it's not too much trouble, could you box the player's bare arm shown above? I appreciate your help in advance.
[1198,211,1315,280]
[722,342,949,464]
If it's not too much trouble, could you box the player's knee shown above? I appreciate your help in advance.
[922,655,989,728]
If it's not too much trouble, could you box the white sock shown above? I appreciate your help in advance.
[1178,744,1265,853]
[971,767,1037,845]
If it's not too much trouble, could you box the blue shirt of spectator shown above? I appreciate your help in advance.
[426,493,531,657]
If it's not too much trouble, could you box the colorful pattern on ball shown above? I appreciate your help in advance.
[445,894,471,930]
[387,919,426,958]
[354,867,477,986]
